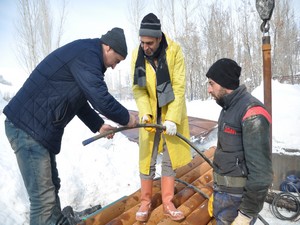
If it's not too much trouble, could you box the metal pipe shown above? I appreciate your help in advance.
[262,35,272,116]
[82,123,269,225]
[82,123,216,169]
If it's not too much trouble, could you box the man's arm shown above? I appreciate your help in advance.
[77,102,104,133]
[239,107,273,217]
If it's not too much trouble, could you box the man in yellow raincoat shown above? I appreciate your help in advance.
[131,13,192,222]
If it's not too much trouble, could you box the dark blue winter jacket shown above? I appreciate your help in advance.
[3,38,129,154]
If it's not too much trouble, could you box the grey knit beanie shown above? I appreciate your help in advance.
[100,27,128,58]
[139,13,162,38]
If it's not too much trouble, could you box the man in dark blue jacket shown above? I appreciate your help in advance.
[4,27,137,225]
[206,58,273,225]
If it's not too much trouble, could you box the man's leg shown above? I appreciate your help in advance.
[161,149,184,221]
[5,119,68,225]
[213,191,241,225]
[136,131,160,221]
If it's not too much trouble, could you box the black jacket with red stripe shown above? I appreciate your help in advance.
[213,84,273,217]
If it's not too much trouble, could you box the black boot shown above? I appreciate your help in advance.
[61,206,81,225]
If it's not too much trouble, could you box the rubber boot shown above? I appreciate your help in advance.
[161,176,185,221]
[136,179,153,222]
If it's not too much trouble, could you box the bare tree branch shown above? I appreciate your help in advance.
[15,0,67,74]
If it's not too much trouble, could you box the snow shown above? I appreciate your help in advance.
[1,80,300,224]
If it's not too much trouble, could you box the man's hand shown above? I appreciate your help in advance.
[126,112,138,128]
[99,124,116,139]
[163,120,177,135]
[231,211,252,225]
[141,114,156,132]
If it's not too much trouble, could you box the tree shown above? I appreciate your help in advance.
[236,0,262,92]
[125,0,300,101]
[15,0,67,74]
[176,0,202,100]
[127,0,146,45]
[271,0,300,82]
[200,1,235,99]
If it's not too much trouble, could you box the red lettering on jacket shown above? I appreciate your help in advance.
[224,126,237,134]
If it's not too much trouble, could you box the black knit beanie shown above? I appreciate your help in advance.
[100,27,128,58]
[206,58,241,90]
[139,13,162,37]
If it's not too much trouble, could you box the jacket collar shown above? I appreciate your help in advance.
[222,85,247,110]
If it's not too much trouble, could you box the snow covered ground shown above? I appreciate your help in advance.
[1,80,300,224]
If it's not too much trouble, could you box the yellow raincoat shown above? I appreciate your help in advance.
[131,35,192,175]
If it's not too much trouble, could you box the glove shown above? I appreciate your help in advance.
[163,120,177,135]
[207,194,214,217]
[141,114,150,123]
[141,114,156,133]
[231,211,252,225]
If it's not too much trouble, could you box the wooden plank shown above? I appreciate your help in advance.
[80,131,216,225]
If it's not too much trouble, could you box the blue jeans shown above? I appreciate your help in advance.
[5,119,69,225]
[213,191,257,225]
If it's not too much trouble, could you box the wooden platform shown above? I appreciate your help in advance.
[78,112,218,225]
[79,147,216,225]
